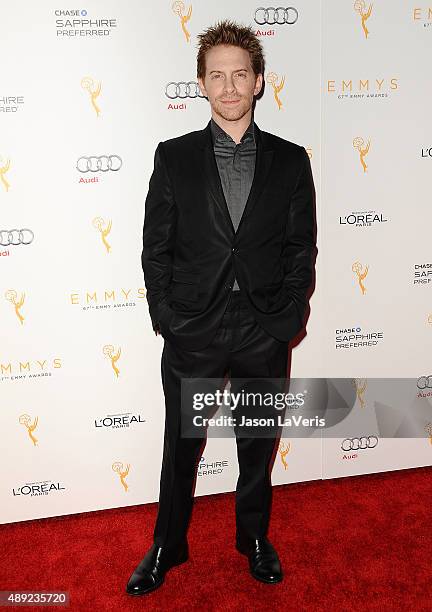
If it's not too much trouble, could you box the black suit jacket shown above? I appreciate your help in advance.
[142,120,317,351]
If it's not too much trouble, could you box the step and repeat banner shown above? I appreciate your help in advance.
[1,1,430,524]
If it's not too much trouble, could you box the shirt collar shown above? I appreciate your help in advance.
[210,116,255,146]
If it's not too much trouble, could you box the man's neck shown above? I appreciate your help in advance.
[210,110,253,145]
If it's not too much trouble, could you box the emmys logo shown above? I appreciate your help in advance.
[81,76,101,116]
[424,423,432,444]
[413,8,432,27]
[278,440,291,470]
[352,261,369,295]
[19,413,38,446]
[103,344,121,377]
[327,78,398,100]
[427,314,432,325]
[0,155,11,192]
[266,72,285,110]
[93,217,112,253]
[5,289,25,325]
[354,0,373,38]
[70,288,145,311]
[353,379,367,409]
[0,358,62,381]
[112,461,130,492]
[353,137,371,173]
[172,1,192,43]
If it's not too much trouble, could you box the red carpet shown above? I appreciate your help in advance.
[1,466,431,611]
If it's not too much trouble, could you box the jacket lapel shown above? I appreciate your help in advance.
[201,123,235,236]
[237,125,274,236]
[199,120,275,238]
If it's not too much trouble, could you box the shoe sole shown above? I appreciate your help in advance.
[125,555,189,597]
[250,573,283,584]
[126,578,164,597]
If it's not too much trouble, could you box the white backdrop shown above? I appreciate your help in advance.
[1,1,430,525]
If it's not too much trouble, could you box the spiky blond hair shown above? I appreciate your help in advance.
[196,20,265,79]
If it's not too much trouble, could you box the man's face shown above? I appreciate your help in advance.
[198,44,263,122]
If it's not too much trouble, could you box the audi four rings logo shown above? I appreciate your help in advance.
[76,155,123,173]
[417,376,432,389]
[165,81,205,99]
[254,7,299,25]
[0,229,34,246]
[341,436,378,451]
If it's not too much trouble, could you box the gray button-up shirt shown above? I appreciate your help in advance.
[210,117,256,291]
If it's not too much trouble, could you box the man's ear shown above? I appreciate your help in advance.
[254,73,263,96]
[198,77,207,97]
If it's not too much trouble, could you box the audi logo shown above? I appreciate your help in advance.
[165,81,205,99]
[0,229,34,246]
[76,155,122,173]
[254,7,299,25]
[341,436,378,451]
[417,376,432,389]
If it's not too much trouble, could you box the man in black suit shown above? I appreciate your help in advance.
[126,20,316,596]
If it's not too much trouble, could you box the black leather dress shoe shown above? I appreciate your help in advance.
[126,542,189,596]
[236,537,283,584]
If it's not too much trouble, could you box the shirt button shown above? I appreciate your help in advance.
[231,247,236,253]
[226,284,232,290]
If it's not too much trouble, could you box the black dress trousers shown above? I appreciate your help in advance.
[153,290,289,550]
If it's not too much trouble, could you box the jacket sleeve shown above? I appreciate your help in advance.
[282,147,317,325]
[141,142,177,332]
